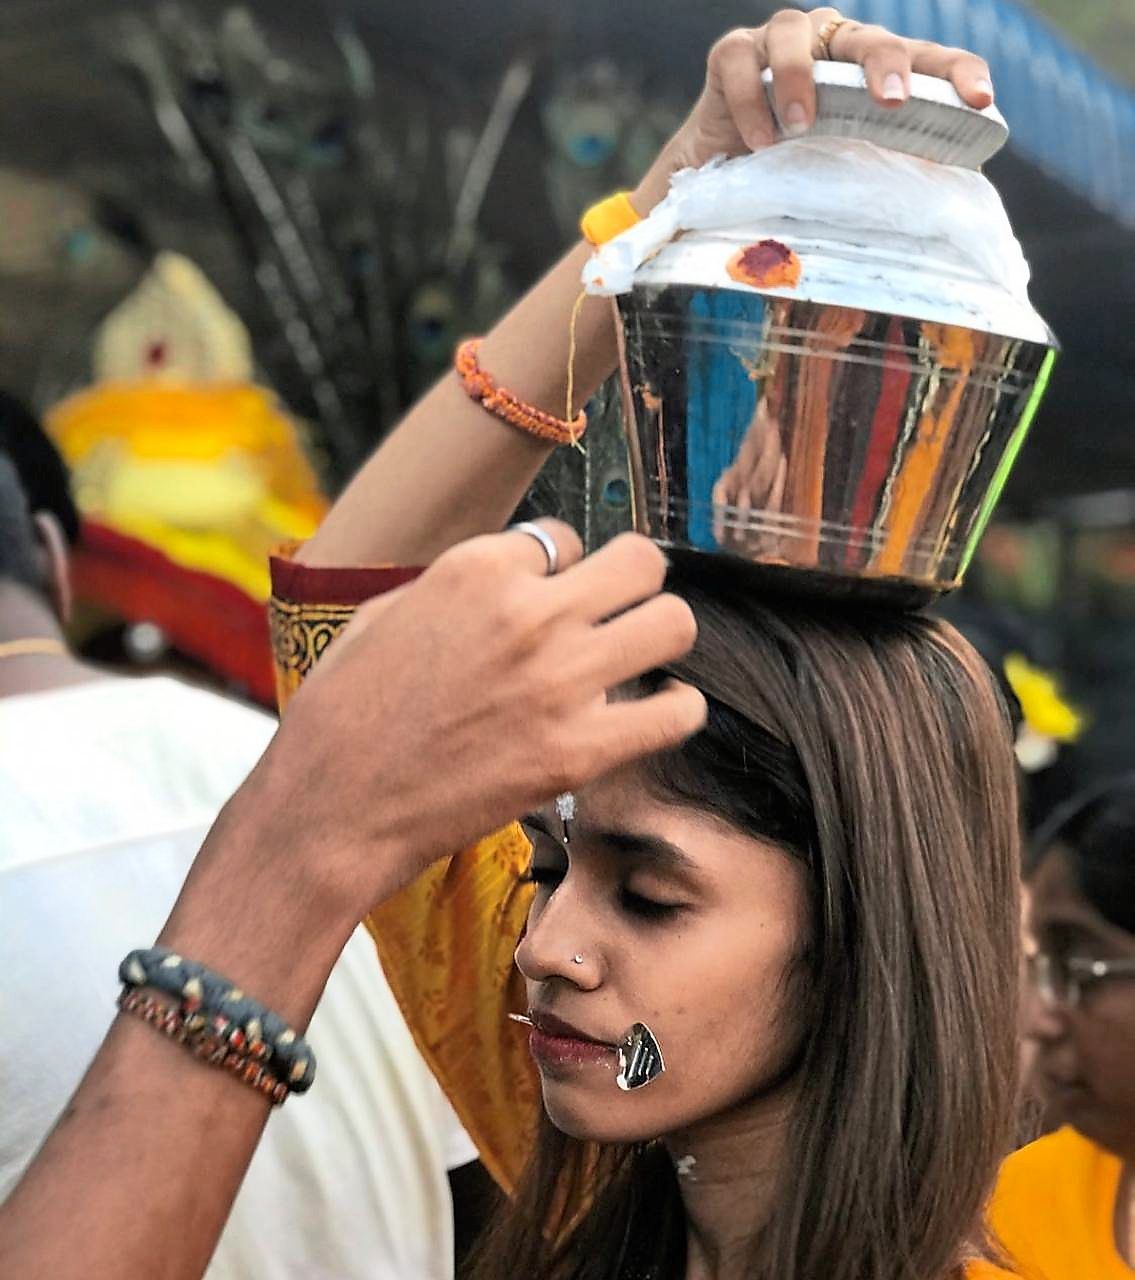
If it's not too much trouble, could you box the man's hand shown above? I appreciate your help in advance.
[248,521,706,926]
[0,522,702,1280]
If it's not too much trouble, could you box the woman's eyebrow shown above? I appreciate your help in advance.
[1038,914,1108,947]
[593,827,700,878]
[522,814,702,882]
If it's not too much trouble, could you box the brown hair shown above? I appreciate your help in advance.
[469,561,1021,1280]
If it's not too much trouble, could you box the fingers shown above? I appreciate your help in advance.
[503,518,584,578]
[712,475,731,546]
[749,407,784,501]
[764,9,820,136]
[769,453,788,511]
[831,23,995,111]
[584,680,709,778]
[831,23,912,107]
[702,11,996,169]
[585,592,699,689]
[556,531,670,623]
[908,43,995,108]
[701,16,994,167]
[709,28,777,150]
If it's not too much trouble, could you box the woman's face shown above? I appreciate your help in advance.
[1026,849,1135,1158]
[513,767,811,1145]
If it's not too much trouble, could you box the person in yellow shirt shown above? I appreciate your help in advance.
[989,776,1135,1278]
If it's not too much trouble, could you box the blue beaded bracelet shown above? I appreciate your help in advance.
[119,947,316,1093]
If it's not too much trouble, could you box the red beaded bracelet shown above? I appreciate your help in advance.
[118,988,291,1107]
[455,338,587,447]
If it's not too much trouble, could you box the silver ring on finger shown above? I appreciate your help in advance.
[508,521,560,576]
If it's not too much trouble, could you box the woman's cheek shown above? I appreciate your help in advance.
[1084,996,1135,1102]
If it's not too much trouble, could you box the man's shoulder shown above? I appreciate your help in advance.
[145,676,275,736]
[0,676,276,871]
[1,673,274,734]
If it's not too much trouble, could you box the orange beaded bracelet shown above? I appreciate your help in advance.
[455,338,587,447]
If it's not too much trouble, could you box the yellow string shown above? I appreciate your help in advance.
[565,290,588,454]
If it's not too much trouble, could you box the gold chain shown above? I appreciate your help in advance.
[0,638,68,660]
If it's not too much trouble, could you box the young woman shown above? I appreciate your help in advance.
[267,12,1024,1279]
[990,777,1135,1279]
[479,566,1022,1279]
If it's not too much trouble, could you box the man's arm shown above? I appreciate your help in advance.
[0,775,353,1280]
[0,523,705,1280]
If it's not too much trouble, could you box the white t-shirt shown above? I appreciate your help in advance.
[0,676,477,1279]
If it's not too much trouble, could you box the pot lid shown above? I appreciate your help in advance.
[764,62,1009,169]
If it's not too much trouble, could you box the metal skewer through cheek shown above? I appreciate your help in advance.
[509,1014,666,1091]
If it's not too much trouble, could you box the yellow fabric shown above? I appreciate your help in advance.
[364,828,540,1193]
[48,383,326,602]
[1003,654,1084,743]
[580,191,642,246]
[271,589,540,1194]
[987,1127,1132,1279]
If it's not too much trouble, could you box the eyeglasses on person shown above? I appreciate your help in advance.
[1028,951,1135,1009]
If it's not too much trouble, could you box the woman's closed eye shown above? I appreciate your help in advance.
[618,885,684,923]
[523,864,565,890]
[522,861,684,924]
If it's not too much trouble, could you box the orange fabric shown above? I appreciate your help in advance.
[986,1127,1132,1279]
[966,1262,1018,1279]
[47,383,326,602]
[268,551,540,1194]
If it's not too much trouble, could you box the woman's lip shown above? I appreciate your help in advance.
[1039,1070,1088,1096]
[529,1010,614,1045]
[528,1025,617,1068]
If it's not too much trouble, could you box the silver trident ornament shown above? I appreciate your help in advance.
[555,791,576,845]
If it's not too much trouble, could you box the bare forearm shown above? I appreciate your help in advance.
[0,781,355,1280]
[0,1016,273,1280]
[300,240,618,567]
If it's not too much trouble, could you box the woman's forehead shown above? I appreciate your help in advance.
[1030,847,1089,913]
[549,771,802,877]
